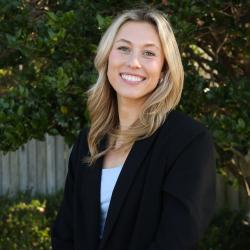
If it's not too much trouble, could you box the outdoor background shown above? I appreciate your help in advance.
[0,0,249,249]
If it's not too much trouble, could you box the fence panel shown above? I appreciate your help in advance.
[0,135,70,196]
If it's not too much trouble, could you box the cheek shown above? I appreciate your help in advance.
[107,52,125,81]
[148,61,164,79]
[107,55,119,85]
[108,50,123,68]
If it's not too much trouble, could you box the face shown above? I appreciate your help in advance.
[107,21,165,105]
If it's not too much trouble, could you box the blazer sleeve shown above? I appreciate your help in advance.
[147,130,216,250]
[51,130,84,250]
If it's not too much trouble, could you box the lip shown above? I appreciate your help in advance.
[119,73,146,85]
[120,72,146,79]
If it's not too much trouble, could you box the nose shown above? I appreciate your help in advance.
[127,52,142,69]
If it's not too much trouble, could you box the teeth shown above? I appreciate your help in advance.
[121,74,144,82]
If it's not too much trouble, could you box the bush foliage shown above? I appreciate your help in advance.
[0,1,249,188]
[198,209,250,250]
[0,191,63,249]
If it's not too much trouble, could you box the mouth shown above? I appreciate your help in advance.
[120,73,146,83]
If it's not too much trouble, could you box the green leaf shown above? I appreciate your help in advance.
[17,106,24,116]
[96,14,104,27]
[237,118,245,129]
[46,11,58,22]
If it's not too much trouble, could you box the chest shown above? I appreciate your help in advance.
[102,148,130,169]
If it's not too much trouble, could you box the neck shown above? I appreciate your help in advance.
[117,97,145,130]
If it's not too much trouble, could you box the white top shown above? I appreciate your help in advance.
[99,165,123,238]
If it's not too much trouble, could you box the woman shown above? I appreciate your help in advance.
[52,8,216,250]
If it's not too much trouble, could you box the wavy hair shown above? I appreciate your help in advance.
[86,8,184,165]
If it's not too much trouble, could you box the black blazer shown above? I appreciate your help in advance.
[51,110,216,250]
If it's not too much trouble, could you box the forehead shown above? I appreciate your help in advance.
[114,21,161,46]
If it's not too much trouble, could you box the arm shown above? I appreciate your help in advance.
[51,130,84,250]
[147,130,216,250]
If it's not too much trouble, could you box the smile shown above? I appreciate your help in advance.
[120,73,146,82]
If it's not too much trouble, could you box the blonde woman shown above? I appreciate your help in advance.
[52,8,216,250]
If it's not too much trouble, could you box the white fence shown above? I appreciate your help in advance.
[0,135,249,211]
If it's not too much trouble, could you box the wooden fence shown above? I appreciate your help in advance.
[0,135,249,211]
[0,135,70,196]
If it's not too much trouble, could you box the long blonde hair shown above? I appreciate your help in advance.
[86,8,184,165]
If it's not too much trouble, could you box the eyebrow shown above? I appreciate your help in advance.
[115,38,160,50]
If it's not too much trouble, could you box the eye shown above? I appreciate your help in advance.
[144,50,156,57]
[117,46,130,52]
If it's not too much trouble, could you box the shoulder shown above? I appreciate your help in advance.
[165,110,206,132]
[160,110,209,141]
[70,126,90,160]
[78,126,90,145]
[156,110,213,160]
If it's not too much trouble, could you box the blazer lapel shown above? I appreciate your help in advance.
[99,130,160,250]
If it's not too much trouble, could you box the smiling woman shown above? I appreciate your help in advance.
[52,8,216,250]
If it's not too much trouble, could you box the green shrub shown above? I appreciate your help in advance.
[199,209,250,250]
[0,191,62,250]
